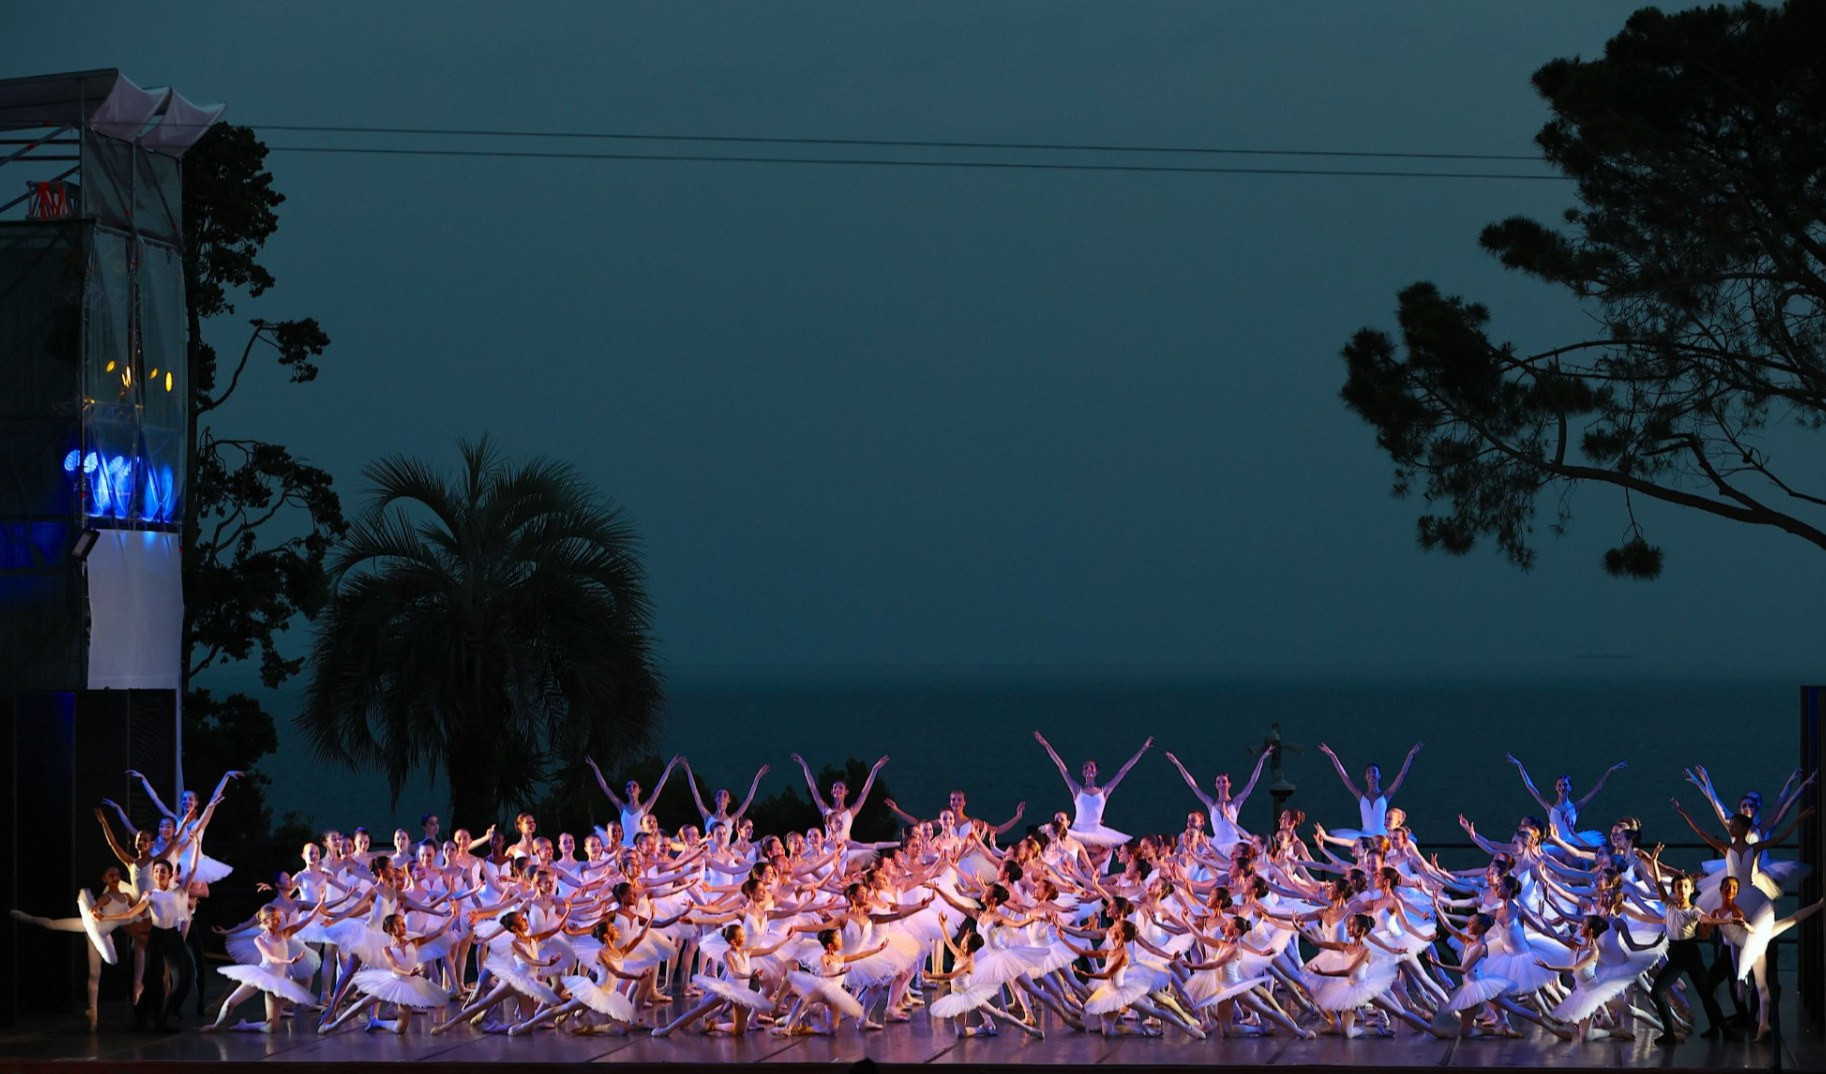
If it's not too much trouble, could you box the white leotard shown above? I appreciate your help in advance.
[618,805,645,847]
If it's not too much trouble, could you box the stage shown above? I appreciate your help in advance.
[0,997,1819,1074]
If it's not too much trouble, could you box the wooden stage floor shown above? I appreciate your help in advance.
[1,997,1820,1074]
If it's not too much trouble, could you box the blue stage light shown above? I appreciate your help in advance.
[63,450,80,473]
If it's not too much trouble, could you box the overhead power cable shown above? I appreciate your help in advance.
[260,143,1566,181]
[252,123,1546,164]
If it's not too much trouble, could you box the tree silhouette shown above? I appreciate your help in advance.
[1340,2,1826,578]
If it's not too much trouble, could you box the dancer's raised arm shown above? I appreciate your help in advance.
[1576,761,1627,810]
[98,797,135,835]
[1668,799,1728,855]
[733,764,769,820]
[682,760,711,820]
[1765,804,1816,848]
[790,754,831,814]
[1103,737,1154,794]
[1316,743,1362,799]
[1505,754,1553,812]
[1033,731,1081,794]
[1385,741,1423,799]
[1163,751,1217,811]
[1685,765,1732,825]
[124,769,176,821]
[645,754,682,806]
[1770,770,1818,830]
[204,769,243,810]
[585,756,627,810]
[94,808,135,866]
[987,802,1027,837]
[882,799,923,827]
[1232,745,1273,811]
[849,756,889,813]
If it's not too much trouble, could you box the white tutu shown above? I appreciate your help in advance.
[1083,975,1151,1014]
[322,920,388,965]
[349,968,449,1009]
[1443,973,1513,1012]
[1068,824,1130,849]
[1189,973,1272,1010]
[1311,959,1399,1011]
[219,964,318,1007]
[786,971,864,1019]
[483,952,561,1005]
[930,983,1000,1018]
[184,851,234,886]
[691,973,773,1012]
[971,942,1051,986]
[1549,970,1637,1024]
[75,890,119,965]
[560,975,636,1020]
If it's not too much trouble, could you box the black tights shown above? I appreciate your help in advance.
[1650,938,1723,1035]
[136,926,195,1029]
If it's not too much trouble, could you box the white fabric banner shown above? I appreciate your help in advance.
[85,530,183,690]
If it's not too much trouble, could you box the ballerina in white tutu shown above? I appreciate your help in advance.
[1669,803,1821,1039]
[320,911,455,1034]
[1314,741,1422,840]
[923,929,1045,1039]
[433,910,564,1033]
[203,905,320,1032]
[1060,918,1203,1038]
[1432,910,1572,1040]
[1302,913,1450,1040]
[1505,753,1629,850]
[886,790,1026,844]
[683,759,770,832]
[1033,731,1153,858]
[653,922,796,1037]
[10,864,136,1031]
[1164,745,1273,850]
[586,753,683,848]
[790,752,889,842]
[509,917,652,1036]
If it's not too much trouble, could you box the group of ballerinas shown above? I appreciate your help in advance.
[11,769,241,1031]
[13,739,1820,1047]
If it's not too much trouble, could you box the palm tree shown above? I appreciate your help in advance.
[299,438,662,823]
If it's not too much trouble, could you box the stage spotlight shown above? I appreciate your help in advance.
[71,528,99,562]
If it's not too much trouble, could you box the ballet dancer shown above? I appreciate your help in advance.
[1505,753,1628,849]
[776,927,887,1036]
[1164,745,1273,849]
[320,912,455,1034]
[886,790,1026,843]
[91,854,198,1033]
[586,753,683,847]
[790,753,890,841]
[652,923,793,1037]
[203,906,319,1032]
[1315,740,1423,839]
[683,759,769,831]
[10,865,134,1030]
[1033,731,1153,856]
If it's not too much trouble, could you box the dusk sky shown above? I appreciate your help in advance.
[12,2,1823,679]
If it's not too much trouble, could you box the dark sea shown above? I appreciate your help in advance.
[246,667,1806,868]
